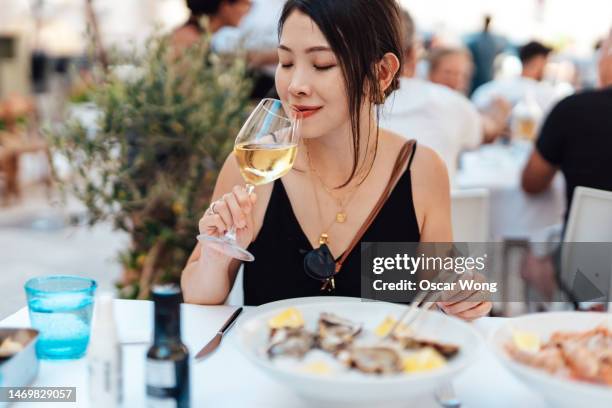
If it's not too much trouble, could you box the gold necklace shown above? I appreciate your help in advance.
[305,143,360,224]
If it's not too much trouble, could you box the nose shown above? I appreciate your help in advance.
[287,68,312,98]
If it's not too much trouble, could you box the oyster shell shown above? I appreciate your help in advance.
[318,313,362,353]
[340,346,403,374]
[392,334,459,359]
[267,328,316,358]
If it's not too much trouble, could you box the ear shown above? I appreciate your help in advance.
[377,52,401,94]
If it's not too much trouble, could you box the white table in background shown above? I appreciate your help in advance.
[0,300,548,408]
[456,141,565,241]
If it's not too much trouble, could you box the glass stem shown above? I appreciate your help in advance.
[225,184,255,241]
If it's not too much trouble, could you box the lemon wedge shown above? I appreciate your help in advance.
[374,316,412,337]
[403,347,447,373]
[268,308,304,329]
[302,361,332,375]
[512,330,540,353]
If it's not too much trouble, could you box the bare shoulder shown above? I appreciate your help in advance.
[411,144,448,182]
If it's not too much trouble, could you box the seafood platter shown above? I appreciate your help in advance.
[234,297,481,407]
[490,312,612,408]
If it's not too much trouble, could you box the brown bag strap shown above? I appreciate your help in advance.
[335,140,417,273]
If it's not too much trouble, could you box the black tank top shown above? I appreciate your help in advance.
[243,144,420,305]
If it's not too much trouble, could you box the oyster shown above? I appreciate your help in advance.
[318,313,362,353]
[392,334,459,359]
[267,328,316,358]
[340,346,403,374]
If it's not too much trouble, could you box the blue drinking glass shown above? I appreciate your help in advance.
[24,276,97,359]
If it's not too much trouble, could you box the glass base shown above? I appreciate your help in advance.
[197,234,255,262]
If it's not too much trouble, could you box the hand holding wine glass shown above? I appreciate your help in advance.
[198,99,301,262]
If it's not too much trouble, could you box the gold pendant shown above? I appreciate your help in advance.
[336,212,347,223]
[319,233,329,245]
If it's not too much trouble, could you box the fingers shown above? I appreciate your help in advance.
[199,213,226,236]
[452,301,492,321]
[199,186,256,236]
[224,191,246,229]
[437,290,484,315]
[233,185,253,216]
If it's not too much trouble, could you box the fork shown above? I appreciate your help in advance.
[383,270,458,340]
[435,382,461,408]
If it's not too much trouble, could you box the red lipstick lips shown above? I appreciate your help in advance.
[292,105,322,119]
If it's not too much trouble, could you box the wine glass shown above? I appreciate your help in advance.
[198,98,301,261]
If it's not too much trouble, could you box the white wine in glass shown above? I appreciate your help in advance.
[198,99,301,261]
[234,143,298,186]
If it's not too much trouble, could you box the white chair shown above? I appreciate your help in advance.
[451,188,490,242]
[561,187,612,309]
[226,265,244,306]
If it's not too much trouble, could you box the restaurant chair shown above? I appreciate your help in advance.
[451,188,490,242]
[561,186,612,311]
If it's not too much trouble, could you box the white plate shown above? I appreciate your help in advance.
[490,312,612,408]
[233,296,482,407]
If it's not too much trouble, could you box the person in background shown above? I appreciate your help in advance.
[428,47,510,143]
[428,47,473,95]
[521,32,612,223]
[465,15,509,95]
[472,41,558,117]
[172,0,252,50]
[380,11,483,182]
[212,0,284,98]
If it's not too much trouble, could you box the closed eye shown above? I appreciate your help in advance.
[314,65,336,71]
[280,63,294,69]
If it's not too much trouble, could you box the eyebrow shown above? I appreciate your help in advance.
[278,45,333,54]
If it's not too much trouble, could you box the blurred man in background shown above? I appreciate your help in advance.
[428,47,474,95]
[428,47,510,143]
[522,32,612,222]
[472,41,558,115]
[380,10,483,182]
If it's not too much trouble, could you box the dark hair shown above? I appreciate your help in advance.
[278,0,404,187]
[186,0,237,16]
[519,41,552,64]
[483,15,492,32]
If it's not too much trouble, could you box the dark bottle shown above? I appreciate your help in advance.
[146,284,190,408]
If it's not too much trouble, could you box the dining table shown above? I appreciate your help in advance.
[0,299,551,408]
[455,140,565,241]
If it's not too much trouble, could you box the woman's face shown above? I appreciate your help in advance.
[275,10,350,140]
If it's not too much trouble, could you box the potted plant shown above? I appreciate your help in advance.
[47,35,252,299]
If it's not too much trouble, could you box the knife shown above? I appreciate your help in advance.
[195,307,243,361]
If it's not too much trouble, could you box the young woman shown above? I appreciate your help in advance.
[182,0,492,321]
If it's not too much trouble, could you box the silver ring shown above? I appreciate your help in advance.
[207,201,218,216]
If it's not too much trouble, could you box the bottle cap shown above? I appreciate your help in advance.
[151,284,182,305]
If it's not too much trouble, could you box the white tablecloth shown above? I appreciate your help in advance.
[456,141,565,240]
[0,300,548,407]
